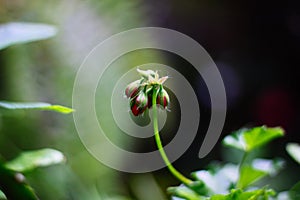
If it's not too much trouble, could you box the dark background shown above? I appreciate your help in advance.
[143,0,300,192]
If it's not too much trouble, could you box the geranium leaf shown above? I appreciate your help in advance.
[286,143,300,165]
[223,126,284,152]
[0,22,57,50]
[5,148,65,173]
[0,101,74,114]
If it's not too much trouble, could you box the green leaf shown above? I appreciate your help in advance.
[251,158,285,176]
[286,143,300,164]
[0,163,38,199]
[0,101,74,114]
[289,181,300,200]
[237,158,284,189]
[187,181,212,196]
[106,197,132,200]
[191,164,238,195]
[168,185,205,200]
[210,188,275,200]
[0,22,57,50]
[0,190,6,199]
[223,126,284,152]
[5,148,65,172]
[237,165,266,189]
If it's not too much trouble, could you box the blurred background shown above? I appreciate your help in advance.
[0,0,300,199]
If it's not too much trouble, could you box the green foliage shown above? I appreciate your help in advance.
[191,164,237,195]
[284,143,300,199]
[0,115,68,199]
[210,188,275,200]
[0,148,65,199]
[0,148,67,199]
[5,148,65,173]
[0,101,72,198]
[289,181,300,199]
[0,96,72,198]
[168,186,205,200]
[0,162,38,200]
[222,126,284,152]
[237,165,266,189]
[0,101,74,114]
[0,20,74,199]
[0,22,57,50]
[0,190,6,200]
[286,143,300,164]
[168,126,300,200]
[0,127,69,199]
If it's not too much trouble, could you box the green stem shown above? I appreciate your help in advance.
[237,152,248,188]
[152,87,193,185]
[239,152,248,169]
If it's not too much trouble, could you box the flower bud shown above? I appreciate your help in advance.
[126,69,170,116]
[135,91,148,108]
[131,103,143,116]
[125,80,140,98]
[156,88,169,109]
[130,91,148,116]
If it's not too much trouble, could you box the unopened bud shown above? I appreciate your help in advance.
[136,91,148,108]
[126,69,170,116]
[131,103,142,116]
[125,80,140,98]
[129,91,148,116]
[157,87,170,109]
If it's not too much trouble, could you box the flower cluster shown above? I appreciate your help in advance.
[125,69,170,116]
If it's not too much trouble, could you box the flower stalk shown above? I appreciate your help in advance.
[151,86,193,185]
[125,69,193,186]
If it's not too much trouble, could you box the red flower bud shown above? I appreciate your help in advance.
[136,91,148,108]
[130,91,148,116]
[126,69,170,116]
[125,80,140,98]
[131,104,141,116]
[157,88,169,109]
